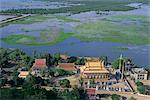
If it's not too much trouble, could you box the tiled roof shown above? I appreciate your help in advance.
[32,59,47,69]
[81,61,109,74]
[86,88,96,94]
[58,63,76,71]
[18,71,29,78]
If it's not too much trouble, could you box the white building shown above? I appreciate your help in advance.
[130,68,148,80]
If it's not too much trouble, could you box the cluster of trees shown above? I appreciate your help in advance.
[0,48,34,69]
[111,94,120,100]
[66,56,86,65]
[1,70,88,100]
[0,72,52,87]
[1,77,88,100]
[136,81,150,95]
[0,48,86,70]
[4,86,89,100]
[112,58,133,69]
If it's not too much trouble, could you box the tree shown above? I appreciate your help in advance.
[27,57,34,70]
[111,94,120,100]
[75,58,86,65]
[137,86,145,94]
[79,78,83,87]
[12,69,19,86]
[99,56,108,65]
[59,79,71,88]
[130,96,137,100]
[54,53,60,61]
[145,67,150,79]
[67,56,77,63]
[112,59,123,69]
[48,68,55,77]
[0,49,9,68]
[136,81,143,86]
[0,78,7,87]
[46,53,53,66]
[112,59,119,69]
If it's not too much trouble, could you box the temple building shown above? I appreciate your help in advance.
[80,60,109,87]
[32,59,48,76]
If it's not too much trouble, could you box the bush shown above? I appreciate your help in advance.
[136,81,143,86]
[59,79,71,88]
[130,96,137,100]
[111,94,120,100]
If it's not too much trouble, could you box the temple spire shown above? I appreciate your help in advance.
[119,54,123,60]
[119,54,124,81]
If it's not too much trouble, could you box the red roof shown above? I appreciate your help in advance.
[32,59,47,69]
[86,88,96,95]
[58,63,76,71]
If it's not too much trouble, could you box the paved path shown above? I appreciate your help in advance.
[0,14,30,24]
[96,90,150,100]
[126,77,137,92]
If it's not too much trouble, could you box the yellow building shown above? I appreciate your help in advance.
[18,71,29,78]
[80,60,109,87]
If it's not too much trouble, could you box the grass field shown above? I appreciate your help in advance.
[0,15,80,27]
[1,15,150,45]
[1,34,36,44]
[114,47,129,50]
[74,15,150,45]
[1,31,74,46]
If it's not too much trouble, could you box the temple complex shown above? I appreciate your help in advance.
[80,60,109,87]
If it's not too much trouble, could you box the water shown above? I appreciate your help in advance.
[0,0,77,10]
[1,38,149,67]
[0,3,150,67]
[0,15,16,21]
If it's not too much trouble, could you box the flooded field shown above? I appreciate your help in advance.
[0,0,79,10]
[0,2,150,66]
[0,15,16,21]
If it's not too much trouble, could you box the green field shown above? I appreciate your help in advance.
[1,31,74,46]
[74,15,150,45]
[1,15,150,45]
[114,47,129,50]
[1,34,36,44]
[0,15,80,26]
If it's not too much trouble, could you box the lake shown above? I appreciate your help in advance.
[0,0,79,10]
[0,2,150,67]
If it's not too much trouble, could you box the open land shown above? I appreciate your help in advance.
[1,15,150,45]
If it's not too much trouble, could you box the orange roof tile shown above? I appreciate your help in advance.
[58,63,76,71]
[32,59,47,69]
[86,88,96,94]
